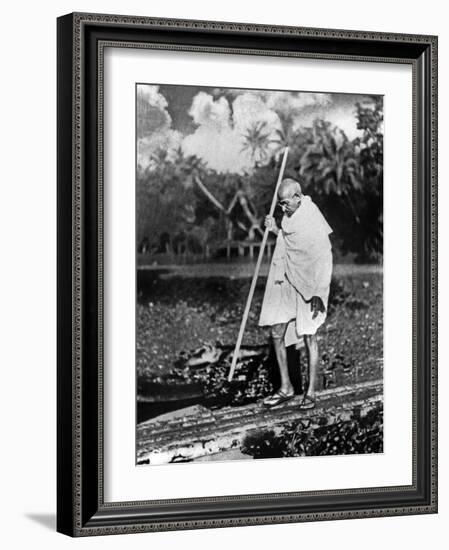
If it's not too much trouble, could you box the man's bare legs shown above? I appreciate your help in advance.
[270,323,294,395]
[303,334,318,399]
[264,325,319,407]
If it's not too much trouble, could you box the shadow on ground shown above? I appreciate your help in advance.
[25,513,56,531]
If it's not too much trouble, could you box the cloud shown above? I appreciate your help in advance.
[136,85,182,170]
[181,90,342,174]
[138,132,183,171]
[232,93,281,133]
[290,100,363,140]
[182,91,282,174]
[264,91,332,118]
[137,85,171,138]
[137,86,363,174]
[187,92,231,129]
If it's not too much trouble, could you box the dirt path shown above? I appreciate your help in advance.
[138,262,382,279]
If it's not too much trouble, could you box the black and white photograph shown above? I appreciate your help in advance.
[136,83,384,465]
[1,0,442,544]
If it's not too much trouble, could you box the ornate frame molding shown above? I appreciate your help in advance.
[57,12,437,537]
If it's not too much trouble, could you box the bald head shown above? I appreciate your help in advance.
[278,178,302,199]
[277,178,303,216]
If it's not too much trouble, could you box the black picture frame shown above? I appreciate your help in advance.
[57,12,438,537]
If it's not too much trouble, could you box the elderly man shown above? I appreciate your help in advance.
[259,178,333,409]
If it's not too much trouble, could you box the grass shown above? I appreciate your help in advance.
[136,267,383,390]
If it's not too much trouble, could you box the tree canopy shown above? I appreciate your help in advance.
[137,95,383,263]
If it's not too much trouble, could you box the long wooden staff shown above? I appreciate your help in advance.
[227,147,289,382]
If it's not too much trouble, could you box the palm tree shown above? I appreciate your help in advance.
[240,121,276,166]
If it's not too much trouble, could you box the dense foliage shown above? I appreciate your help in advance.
[137,271,382,406]
[241,401,383,458]
[137,96,383,262]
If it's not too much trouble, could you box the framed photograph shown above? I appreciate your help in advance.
[57,12,438,536]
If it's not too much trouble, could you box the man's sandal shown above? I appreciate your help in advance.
[298,395,316,410]
[262,390,295,408]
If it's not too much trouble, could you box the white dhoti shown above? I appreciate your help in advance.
[258,195,333,347]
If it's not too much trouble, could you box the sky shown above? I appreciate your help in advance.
[136,83,381,174]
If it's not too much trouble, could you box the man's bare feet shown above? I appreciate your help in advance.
[298,394,316,410]
[263,389,295,408]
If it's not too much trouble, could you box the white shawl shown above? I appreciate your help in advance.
[271,195,332,302]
